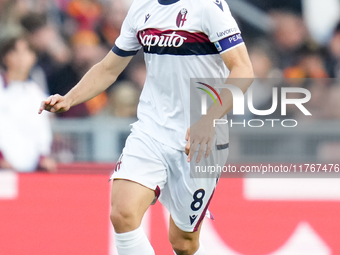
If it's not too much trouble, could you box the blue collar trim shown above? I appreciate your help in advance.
[158,0,180,5]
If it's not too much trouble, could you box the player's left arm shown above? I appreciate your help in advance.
[205,44,254,119]
[185,44,254,162]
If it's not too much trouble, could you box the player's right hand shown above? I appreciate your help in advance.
[38,94,71,114]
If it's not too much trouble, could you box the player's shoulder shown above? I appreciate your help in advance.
[125,0,155,22]
[198,0,230,12]
[128,0,153,11]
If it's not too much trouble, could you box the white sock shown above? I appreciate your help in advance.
[114,225,155,255]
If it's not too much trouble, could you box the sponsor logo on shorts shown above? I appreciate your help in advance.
[190,215,198,225]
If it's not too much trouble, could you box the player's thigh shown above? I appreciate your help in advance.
[110,179,155,229]
[160,148,226,233]
[111,179,155,211]
[110,128,167,226]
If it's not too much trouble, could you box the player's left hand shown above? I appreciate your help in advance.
[185,116,215,163]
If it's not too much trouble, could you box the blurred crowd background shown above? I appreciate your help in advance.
[0,0,143,119]
[0,0,340,171]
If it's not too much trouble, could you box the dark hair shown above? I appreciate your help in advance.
[0,35,35,68]
[334,22,340,35]
[20,13,47,33]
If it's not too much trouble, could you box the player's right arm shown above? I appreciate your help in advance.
[39,0,141,114]
[38,50,133,114]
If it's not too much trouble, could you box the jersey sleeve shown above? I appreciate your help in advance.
[202,0,244,53]
[112,4,142,57]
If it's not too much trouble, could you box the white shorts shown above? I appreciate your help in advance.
[110,126,229,232]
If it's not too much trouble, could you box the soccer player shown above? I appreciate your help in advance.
[39,0,254,254]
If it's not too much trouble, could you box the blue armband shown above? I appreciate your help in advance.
[214,33,244,53]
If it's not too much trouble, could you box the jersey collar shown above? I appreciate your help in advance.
[158,0,180,5]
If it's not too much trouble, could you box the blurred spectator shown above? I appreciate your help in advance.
[251,0,302,14]
[270,10,309,69]
[0,35,56,172]
[326,23,340,78]
[96,0,127,48]
[20,12,71,76]
[99,81,140,118]
[326,84,340,120]
[249,43,279,79]
[23,0,67,28]
[284,46,329,79]
[289,79,330,121]
[48,30,107,118]
[67,0,101,30]
[0,0,29,30]
[318,142,340,162]
[0,28,48,93]
[246,41,282,119]
[237,0,302,40]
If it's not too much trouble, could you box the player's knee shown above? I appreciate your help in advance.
[169,235,199,255]
[110,205,139,231]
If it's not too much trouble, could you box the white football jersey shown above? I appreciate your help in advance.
[113,0,244,151]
